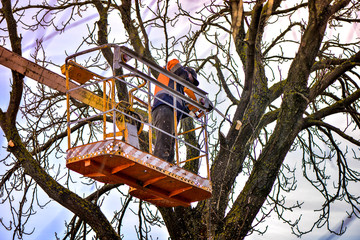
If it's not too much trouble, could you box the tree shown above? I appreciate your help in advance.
[1,0,360,239]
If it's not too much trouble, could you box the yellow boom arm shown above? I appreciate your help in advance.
[0,46,105,111]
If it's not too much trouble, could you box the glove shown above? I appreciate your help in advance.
[200,98,213,112]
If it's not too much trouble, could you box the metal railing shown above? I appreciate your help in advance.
[64,44,211,179]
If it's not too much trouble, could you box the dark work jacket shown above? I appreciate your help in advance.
[152,59,193,120]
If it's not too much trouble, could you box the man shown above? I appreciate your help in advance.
[152,59,199,163]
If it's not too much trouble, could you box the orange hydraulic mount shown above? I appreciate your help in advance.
[62,44,212,207]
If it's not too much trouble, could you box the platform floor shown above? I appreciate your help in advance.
[66,139,212,207]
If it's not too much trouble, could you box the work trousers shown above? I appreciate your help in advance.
[152,104,175,163]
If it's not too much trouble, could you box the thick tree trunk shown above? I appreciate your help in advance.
[216,2,337,238]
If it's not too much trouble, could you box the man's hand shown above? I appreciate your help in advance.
[200,98,214,112]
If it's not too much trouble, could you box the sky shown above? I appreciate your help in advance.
[1,1,360,240]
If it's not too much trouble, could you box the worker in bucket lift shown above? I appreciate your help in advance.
[152,59,213,163]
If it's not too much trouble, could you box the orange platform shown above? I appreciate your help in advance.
[66,139,212,207]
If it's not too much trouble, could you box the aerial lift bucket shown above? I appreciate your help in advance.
[62,44,212,207]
